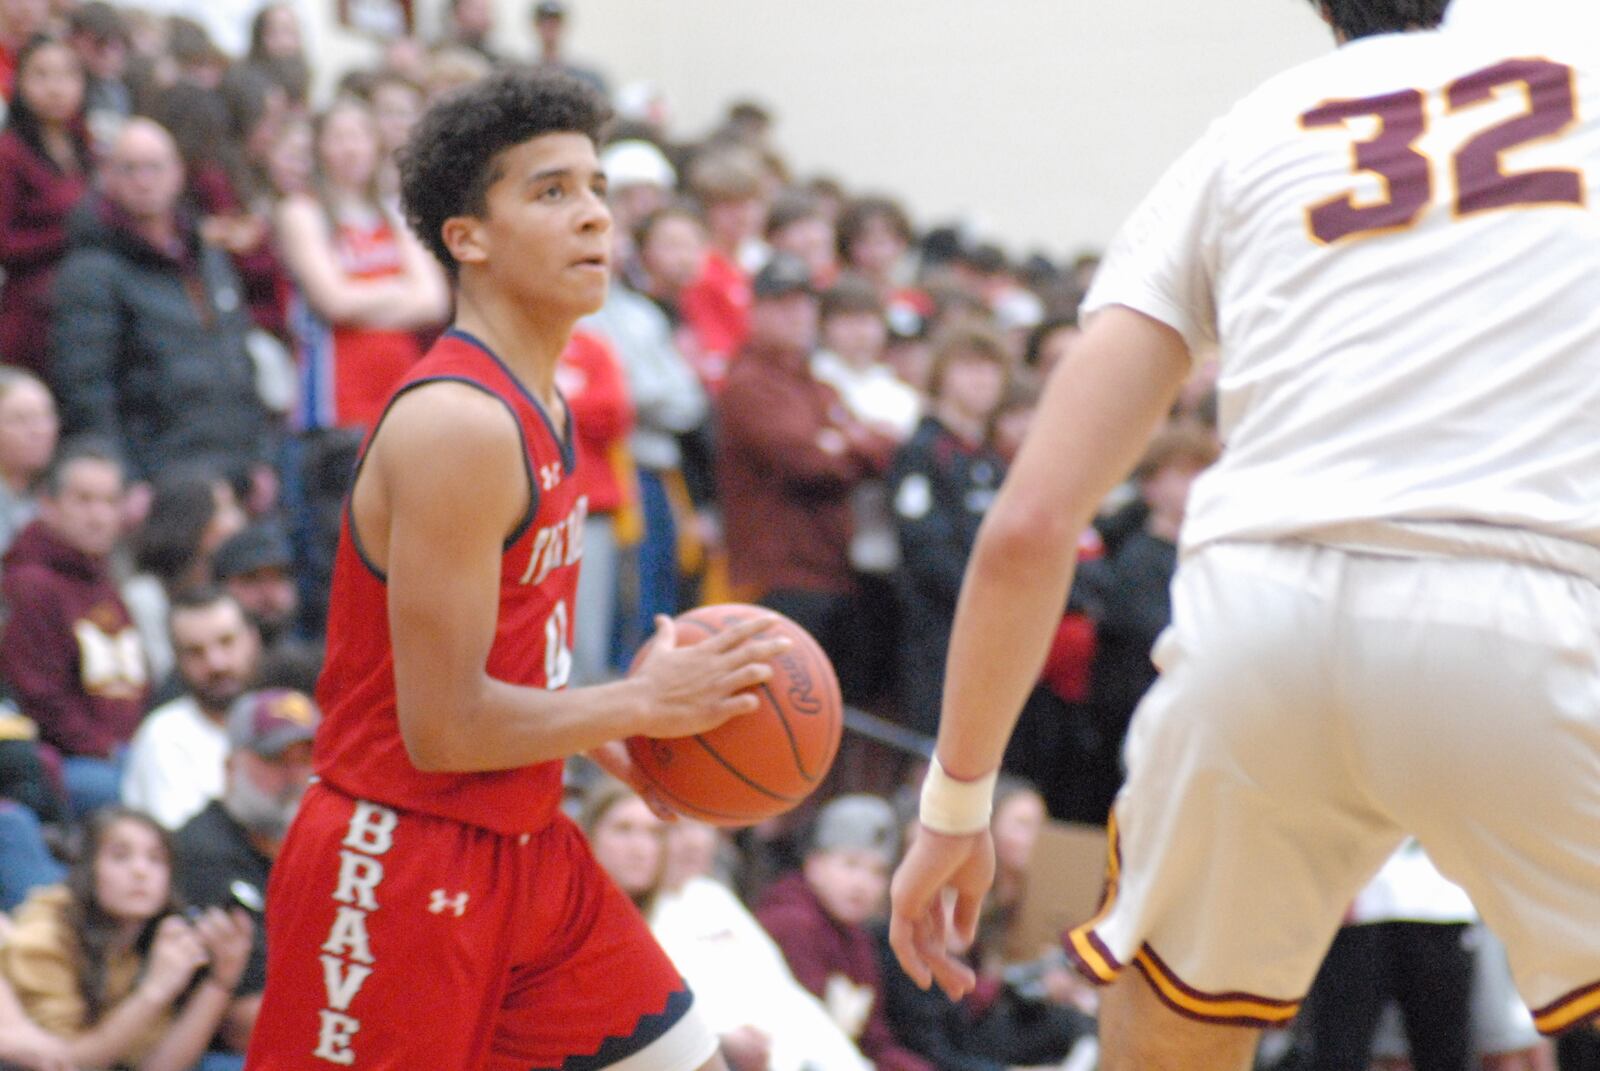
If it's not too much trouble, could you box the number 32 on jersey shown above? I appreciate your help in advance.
[1301,57,1585,244]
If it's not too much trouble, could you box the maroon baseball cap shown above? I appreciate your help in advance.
[227,688,320,758]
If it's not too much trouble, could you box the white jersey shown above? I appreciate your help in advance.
[1085,0,1600,572]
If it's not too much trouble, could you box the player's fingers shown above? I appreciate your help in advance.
[649,614,677,651]
[929,952,977,1001]
[705,614,779,651]
[726,635,792,666]
[719,662,774,693]
[950,889,983,952]
[888,911,932,989]
[712,692,762,719]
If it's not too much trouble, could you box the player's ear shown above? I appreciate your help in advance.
[441,214,489,268]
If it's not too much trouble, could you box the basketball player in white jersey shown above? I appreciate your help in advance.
[888,1,1600,1067]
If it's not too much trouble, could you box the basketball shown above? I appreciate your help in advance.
[624,604,843,827]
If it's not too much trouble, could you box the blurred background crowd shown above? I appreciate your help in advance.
[0,1,1591,1069]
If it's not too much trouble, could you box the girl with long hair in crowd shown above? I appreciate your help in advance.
[0,808,252,1071]
[276,94,448,433]
[0,34,92,378]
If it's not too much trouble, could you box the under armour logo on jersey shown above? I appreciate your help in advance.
[539,462,562,491]
[427,890,469,917]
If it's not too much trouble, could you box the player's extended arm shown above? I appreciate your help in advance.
[381,383,789,774]
[888,306,1191,999]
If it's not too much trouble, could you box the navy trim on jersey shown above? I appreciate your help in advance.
[344,375,539,583]
[445,327,578,476]
[534,987,695,1071]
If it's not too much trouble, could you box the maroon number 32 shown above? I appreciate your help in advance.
[1301,58,1585,244]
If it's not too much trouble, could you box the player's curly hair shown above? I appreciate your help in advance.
[398,66,611,275]
[1308,0,1451,39]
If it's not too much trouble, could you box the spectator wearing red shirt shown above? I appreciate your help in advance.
[556,328,635,685]
[0,36,92,377]
[276,96,448,433]
[680,146,767,393]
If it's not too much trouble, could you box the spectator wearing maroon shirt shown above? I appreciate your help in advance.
[716,254,895,695]
[0,439,149,817]
[757,795,935,1071]
[0,35,92,377]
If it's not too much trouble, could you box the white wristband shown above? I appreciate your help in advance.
[918,756,998,835]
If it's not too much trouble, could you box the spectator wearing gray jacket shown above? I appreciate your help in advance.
[51,118,274,510]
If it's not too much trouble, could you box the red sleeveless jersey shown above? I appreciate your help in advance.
[312,329,587,835]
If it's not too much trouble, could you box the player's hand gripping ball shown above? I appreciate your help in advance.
[626,604,843,827]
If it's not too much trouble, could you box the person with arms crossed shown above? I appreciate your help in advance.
[245,70,790,1071]
[888,1,1600,1069]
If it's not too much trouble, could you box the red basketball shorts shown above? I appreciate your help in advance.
[244,782,715,1070]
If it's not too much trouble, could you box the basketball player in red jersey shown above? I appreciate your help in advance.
[245,70,788,1071]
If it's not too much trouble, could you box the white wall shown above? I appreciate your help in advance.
[341,1,1337,256]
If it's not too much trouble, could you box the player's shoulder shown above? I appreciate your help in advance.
[374,379,523,476]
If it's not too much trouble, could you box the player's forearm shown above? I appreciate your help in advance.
[935,508,1081,781]
[400,676,654,773]
[933,307,1192,781]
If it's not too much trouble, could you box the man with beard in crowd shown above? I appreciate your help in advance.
[174,687,319,1061]
[121,587,262,829]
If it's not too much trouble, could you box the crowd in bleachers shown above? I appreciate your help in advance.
[0,1,1593,1068]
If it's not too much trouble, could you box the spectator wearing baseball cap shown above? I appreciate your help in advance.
[756,795,933,1071]
[172,687,320,1058]
[600,138,677,288]
[213,522,298,649]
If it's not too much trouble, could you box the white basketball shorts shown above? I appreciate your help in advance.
[1064,541,1600,1034]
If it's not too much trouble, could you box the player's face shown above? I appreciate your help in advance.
[804,848,889,928]
[94,817,171,923]
[464,132,612,318]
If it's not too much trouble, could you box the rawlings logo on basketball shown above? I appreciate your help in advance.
[776,650,823,717]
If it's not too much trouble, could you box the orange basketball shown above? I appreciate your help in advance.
[624,603,843,827]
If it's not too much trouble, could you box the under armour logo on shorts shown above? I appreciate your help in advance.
[428,889,469,917]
